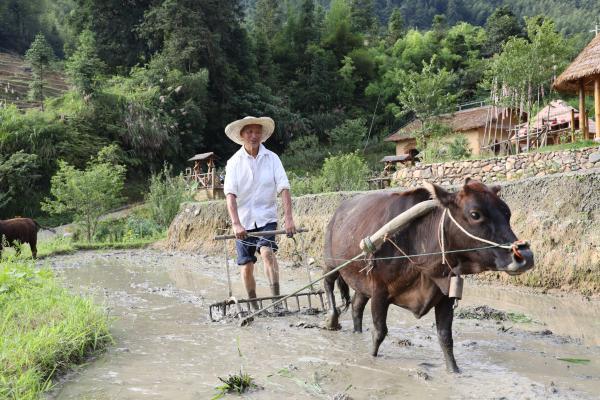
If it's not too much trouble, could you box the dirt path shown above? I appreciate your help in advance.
[41,250,600,399]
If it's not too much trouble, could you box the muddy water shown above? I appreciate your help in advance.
[42,250,600,400]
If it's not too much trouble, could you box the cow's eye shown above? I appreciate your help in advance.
[470,211,481,220]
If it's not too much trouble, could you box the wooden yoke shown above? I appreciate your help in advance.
[359,199,439,254]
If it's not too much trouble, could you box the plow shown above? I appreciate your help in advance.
[209,228,328,321]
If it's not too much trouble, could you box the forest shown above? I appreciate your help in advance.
[0,0,596,219]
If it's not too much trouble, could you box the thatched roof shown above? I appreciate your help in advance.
[553,34,600,94]
[188,152,216,162]
[384,106,517,142]
[380,154,411,162]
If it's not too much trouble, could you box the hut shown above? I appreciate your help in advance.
[511,99,596,148]
[184,152,224,201]
[553,33,600,141]
[384,105,523,156]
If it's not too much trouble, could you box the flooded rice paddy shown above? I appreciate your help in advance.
[41,250,600,400]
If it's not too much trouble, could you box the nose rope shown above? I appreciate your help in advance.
[443,209,513,249]
[439,208,529,267]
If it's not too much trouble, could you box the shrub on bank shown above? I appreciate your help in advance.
[0,258,111,399]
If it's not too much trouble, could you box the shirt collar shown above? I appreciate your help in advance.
[240,144,267,159]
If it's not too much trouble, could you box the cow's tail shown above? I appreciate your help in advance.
[33,220,57,233]
[336,275,351,313]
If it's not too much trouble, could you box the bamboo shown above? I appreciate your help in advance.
[595,77,600,140]
[571,109,576,142]
[579,79,587,139]
[215,228,309,240]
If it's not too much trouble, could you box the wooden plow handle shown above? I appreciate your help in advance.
[214,227,309,241]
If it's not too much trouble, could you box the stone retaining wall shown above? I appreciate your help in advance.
[395,146,600,187]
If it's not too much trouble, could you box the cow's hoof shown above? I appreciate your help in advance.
[324,315,341,330]
[447,365,461,374]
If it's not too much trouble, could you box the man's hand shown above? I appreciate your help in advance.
[284,216,296,238]
[233,222,247,239]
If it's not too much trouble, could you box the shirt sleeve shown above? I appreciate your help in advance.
[223,159,237,196]
[273,154,290,194]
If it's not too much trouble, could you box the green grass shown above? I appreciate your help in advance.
[556,358,591,365]
[1,234,165,261]
[212,370,257,399]
[530,139,596,153]
[0,258,112,399]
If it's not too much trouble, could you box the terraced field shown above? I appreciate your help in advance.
[0,52,69,110]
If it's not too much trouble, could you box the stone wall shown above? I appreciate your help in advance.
[395,146,600,187]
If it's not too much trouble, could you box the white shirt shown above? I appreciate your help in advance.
[224,144,290,230]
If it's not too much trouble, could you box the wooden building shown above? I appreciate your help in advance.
[384,105,523,157]
[553,33,600,141]
[184,152,224,201]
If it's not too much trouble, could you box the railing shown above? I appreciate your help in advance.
[457,100,487,111]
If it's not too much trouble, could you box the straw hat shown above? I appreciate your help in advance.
[224,116,275,145]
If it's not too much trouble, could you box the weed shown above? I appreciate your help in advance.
[557,358,591,365]
[212,370,257,399]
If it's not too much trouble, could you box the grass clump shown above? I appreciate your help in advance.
[212,370,257,399]
[0,258,111,399]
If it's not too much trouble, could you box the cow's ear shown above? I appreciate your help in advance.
[423,181,455,207]
[490,185,501,195]
[464,177,472,185]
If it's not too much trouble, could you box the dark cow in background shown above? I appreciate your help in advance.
[323,179,534,372]
[0,218,52,258]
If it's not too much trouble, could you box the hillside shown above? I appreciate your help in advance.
[0,52,69,110]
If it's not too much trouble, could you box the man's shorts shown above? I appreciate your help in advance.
[236,222,278,265]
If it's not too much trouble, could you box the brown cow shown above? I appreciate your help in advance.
[323,179,534,373]
[0,217,49,259]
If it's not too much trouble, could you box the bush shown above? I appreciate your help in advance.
[42,145,126,242]
[327,117,367,154]
[288,172,326,196]
[289,152,369,195]
[281,135,328,174]
[321,152,369,192]
[146,164,195,228]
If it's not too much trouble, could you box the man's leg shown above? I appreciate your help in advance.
[240,261,259,309]
[260,246,280,296]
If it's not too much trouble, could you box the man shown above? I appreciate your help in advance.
[223,116,296,307]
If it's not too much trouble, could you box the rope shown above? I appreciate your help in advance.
[320,244,504,264]
[443,209,513,250]
[384,234,416,264]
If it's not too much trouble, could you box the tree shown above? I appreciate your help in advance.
[66,0,153,71]
[25,33,55,109]
[350,0,376,35]
[0,151,39,218]
[327,117,367,153]
[65,29,106,96]
[394,56,459,124]
[387,7,404,44]
[42,145,126,242]
[484,6,522,56]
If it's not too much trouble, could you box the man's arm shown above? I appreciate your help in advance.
[280,189,296,237]
[226,193,247,239]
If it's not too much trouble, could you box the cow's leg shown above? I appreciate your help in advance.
[370,292,390,356]
[30,240,37,259]
[352,292,369,333]
[324,272,341,330]
[435,296,460,373]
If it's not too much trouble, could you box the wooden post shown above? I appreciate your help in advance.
[595,77,600,140]
[570,109,576,142]
[579,79,587,140]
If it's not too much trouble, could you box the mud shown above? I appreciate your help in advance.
[42,250,600,400]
